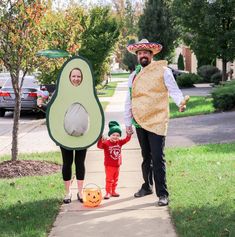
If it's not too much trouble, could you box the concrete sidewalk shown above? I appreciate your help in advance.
[49,149,177,237]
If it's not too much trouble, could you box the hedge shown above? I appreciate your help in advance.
[211,81,235,111]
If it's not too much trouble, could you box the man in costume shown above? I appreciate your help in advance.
[124,39,187,206]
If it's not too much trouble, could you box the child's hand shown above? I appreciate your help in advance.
[126,131,132,137]
[126,126,134,135]
[101,135,106,141]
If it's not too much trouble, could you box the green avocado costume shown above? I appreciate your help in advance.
[46,56,104,150]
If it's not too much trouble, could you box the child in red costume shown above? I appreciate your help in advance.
[97,121,132,199]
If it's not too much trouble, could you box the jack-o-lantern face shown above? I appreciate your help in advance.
[83,188,102,207]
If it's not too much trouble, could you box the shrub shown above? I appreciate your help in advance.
[212,81,235,111]
[227,80,235,86]
[197,65,220,83]
[176,73,202,88]
[177,53,185,70]
[211,71,222,85]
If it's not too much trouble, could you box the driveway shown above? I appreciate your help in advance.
[167,111,235,147]
[181,87,212,97]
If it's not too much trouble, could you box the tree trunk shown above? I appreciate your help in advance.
[222,59,227,82]
[11,92,21,161]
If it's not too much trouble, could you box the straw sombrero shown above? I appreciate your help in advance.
[127,39,162,55]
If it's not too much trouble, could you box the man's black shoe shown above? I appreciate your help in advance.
[134,188,153,198]
[157,195,169,206]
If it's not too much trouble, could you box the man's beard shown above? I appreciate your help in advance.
[139,57,150,67]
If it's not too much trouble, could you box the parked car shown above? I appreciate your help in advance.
[0,76,49,117]
[168,67,189,79]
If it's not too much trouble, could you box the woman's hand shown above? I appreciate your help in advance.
[37,97,43,107]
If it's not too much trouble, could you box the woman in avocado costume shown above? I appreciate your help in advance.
[47,57,104,205]
[60,68,87,204]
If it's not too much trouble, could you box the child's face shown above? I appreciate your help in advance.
[109,132,120,142]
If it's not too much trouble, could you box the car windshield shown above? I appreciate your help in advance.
[3,77,38,88]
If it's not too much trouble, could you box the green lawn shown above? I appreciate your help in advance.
[97,81,117,110]
[0,152,63,237]
[170,96,214,118]
[97,85,215,119]
[96,82,118,97]
[0,174,63,237]
[111,73,130,78]
[167,143,235,237]
[0,142,234,236]
[94,80,119,111]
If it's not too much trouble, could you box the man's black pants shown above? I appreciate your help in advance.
[136,127,169,197]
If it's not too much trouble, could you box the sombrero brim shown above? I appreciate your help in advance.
[127,42,162,55]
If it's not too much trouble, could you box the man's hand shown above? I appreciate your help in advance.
[179,95,190,112]
[126,126,134,135]
[179,105,186,112]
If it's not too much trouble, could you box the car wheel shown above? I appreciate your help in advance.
[0,109,5,117]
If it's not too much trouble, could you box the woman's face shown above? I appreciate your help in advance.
[70,69,82,87]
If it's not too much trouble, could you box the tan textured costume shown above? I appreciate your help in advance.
[132,60,169,136]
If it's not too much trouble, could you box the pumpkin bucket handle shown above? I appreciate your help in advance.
[82,183,102,208]
[83,183,101,190]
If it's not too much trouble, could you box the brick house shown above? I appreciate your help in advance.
[175,45,235,79]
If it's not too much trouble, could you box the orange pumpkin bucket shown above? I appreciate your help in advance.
[83,183,102,208]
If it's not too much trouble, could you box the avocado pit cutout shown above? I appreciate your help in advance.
[64,102,89,137]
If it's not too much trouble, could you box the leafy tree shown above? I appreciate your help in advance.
[177,53,185,70]
[0,0,47,161]
[79,6,120,85]
[207,0,235,81]
[173,0,217,67]
[38,5,119,86]
[37,6,85,84]
[122,38,138,72]
[138,0,179,61]
[172,0,235,81]
[112,0,143,69]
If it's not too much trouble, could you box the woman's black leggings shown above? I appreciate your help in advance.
[60,147,87,181]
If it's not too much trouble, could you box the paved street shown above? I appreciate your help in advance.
[0,112,47,156]
[0,111,39,135]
